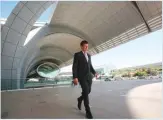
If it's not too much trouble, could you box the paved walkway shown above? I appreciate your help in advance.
[127,82,162,118]
[1,79,162,119]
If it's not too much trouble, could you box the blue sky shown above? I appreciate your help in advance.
[0,1,53,22]
[91,29,162,69]
[1,1,162,71]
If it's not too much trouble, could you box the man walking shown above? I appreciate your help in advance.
[72,40,97,119]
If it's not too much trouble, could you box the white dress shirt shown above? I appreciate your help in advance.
[82,51,88,62]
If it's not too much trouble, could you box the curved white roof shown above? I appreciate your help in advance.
[1,1,162,89]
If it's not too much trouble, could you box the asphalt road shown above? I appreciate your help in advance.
[1,79,162,119]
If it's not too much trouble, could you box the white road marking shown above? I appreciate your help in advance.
[120,94,127,97]
[108,90,112,91]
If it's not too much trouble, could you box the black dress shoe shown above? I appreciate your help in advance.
[77,98,82,110]
[86,111,93,119]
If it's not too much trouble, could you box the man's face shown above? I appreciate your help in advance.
[81,43,88,52]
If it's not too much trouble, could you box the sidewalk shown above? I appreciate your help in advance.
[127,82,162,118]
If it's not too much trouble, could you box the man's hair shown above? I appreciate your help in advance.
[80,40,88,46]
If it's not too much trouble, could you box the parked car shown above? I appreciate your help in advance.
[104,78,111,81]
[114,76,123,80]
[137,76,146,79]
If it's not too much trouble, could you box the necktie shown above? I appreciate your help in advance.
[84,52,88,62]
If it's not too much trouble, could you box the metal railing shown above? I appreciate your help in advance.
[1,78,74,91]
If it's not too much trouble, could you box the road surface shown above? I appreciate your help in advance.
[1,79,162,119]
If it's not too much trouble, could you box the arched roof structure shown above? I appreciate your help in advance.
[1,1,162,89]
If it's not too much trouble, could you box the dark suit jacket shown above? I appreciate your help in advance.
[72,51,96,83]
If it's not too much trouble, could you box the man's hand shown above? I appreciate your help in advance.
[73,78,78,85]
[95,73,98,79]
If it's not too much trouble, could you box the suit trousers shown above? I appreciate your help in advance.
[79,80,92,112]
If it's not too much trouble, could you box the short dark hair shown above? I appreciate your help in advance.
[80,40,88,46]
